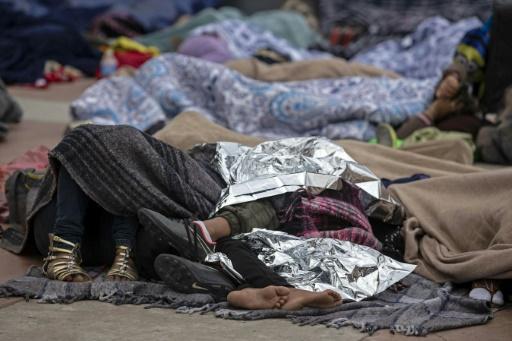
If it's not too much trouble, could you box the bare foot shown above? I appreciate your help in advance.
[281,288,342,311]
[227,286,290,310]
[424,99,462,122]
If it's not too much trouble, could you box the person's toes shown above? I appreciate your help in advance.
[275,286,291,296]
[492,291,505,306]
[469,288,492,302]
[274,296,287,309]
[326,290,342,302]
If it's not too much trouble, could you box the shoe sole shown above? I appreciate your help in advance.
[138,208,212,262]
[154,254,234,296]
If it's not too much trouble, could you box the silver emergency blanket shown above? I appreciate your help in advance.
[233,229,416,302]
[210,137,402,223]
[205,252,244,284]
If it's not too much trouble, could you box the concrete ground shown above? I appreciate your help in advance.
[1,81,511,341]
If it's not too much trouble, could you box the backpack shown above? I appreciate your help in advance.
[1,169,45,253]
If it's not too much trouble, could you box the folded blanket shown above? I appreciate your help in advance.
[225,58,400,82]
[72,53,436,140]
[393,169,512,282]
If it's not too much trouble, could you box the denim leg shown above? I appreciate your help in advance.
[111,215,138,248]
[52,167,91,244]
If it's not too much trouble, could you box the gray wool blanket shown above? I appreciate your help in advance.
[29,124,222,221]
[0,268,492,336]
[3,124,224,254]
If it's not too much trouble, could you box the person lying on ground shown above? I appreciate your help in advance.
[24,163,342,310]
[148,233,341,311]
[155,253,342,311]
[375,16,512,165]
[38,167,139,282]
[5,123,501,306]
[27,163,341,310]
[10,123,397,284]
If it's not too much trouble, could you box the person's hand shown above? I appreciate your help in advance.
[436,74,460,99]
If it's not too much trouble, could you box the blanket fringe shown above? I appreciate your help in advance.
[391,324,424,336]
[176,302,227,314]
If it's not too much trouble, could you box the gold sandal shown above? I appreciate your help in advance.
[106,246,138,281]
[42,234,91,281]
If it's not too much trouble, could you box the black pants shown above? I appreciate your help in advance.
[53,167,137,247]
[135,222,290,286]
[216,238,290,289]
[35,211,290,290]
[33,167,138,266]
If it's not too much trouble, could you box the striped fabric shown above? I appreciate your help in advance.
[278,186,382,250]
[28,124,223,226]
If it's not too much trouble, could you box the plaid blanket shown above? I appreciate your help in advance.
[279,186,381,250]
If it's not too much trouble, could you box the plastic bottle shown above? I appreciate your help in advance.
[100,49,118,77]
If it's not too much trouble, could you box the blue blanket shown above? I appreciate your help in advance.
[71,54,436,141]
[353,17,482,79]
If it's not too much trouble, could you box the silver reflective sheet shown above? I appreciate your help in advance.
[210,137,402,223]
[205,252,244,284]
[234,229,416,301]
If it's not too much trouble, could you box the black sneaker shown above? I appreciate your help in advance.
[137,208,215,262]
[154,253,235,300]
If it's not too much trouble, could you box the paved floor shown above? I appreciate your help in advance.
[0,299,511,341]
[1,82,511,341]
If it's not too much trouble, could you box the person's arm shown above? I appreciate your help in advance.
[397,99,461,139]
[396,113,432,139]
[215,199,279,236]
